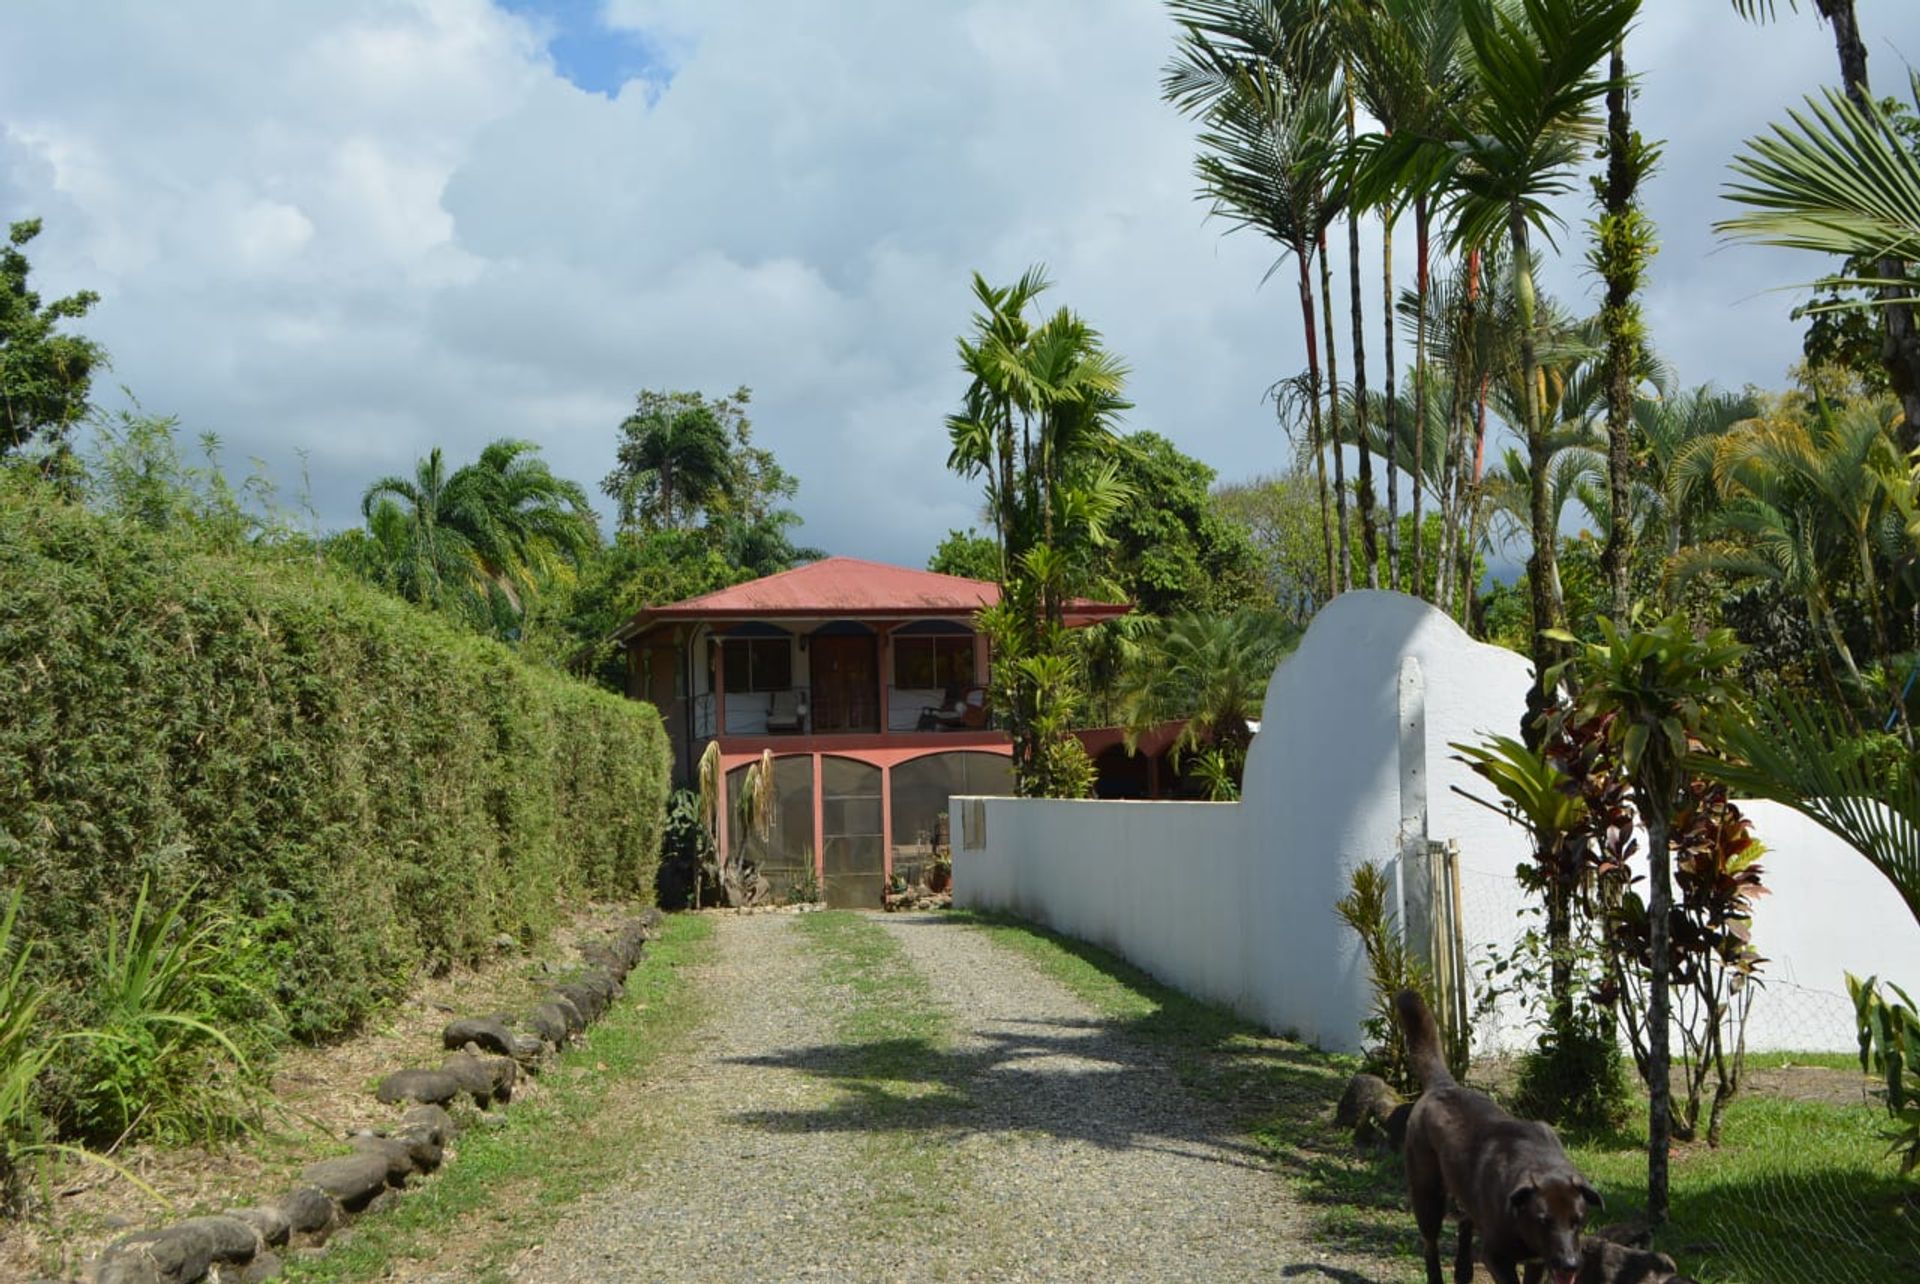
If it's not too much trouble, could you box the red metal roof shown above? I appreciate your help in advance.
[612,556,1128,637]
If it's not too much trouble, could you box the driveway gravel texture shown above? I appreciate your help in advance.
[488,911,1386,1283]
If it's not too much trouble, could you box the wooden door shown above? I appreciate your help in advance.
[810,635,878,733]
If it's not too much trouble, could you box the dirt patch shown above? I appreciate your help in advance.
[0,900,646,1281]
[1469,1056,1877,1112]
[1743,1062,1877,1108]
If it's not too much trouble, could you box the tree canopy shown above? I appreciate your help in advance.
[0,219,105,458]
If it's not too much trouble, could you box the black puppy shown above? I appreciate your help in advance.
[1396,990,1603,1284]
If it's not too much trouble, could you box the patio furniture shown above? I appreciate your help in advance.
[765,689,806,733]
[919,685,987,731]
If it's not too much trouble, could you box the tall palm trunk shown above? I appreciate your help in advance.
[1319,230,1352,592]
[1644,800,1674,1227]
[1511,211,1564,747]
[1436,357,1465,615]
[1412,194,1433,599]
[1382,207,1401,591]
[998,395,1016,581]
[1599,43,1640,620]
[1344,80,1379,589]
[1439,247,1484,622]
[1297,256,1336,597]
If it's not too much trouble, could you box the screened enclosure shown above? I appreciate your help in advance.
[821,755,884,908]
[888,751,1013,886]
[725,754,815,900]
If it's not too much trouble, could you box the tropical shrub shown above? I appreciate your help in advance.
[1455,717,1635,1132]
[655,788,713,911]
[0,484,670,1074]
[1848,973,1920,1175]
[1602,781,1767,1144]
[0,892,51,1206]
[1335,861,1464,1094]
[56,881,280,1147]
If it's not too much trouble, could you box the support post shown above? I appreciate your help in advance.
[812,752,826,885]
[1396,656,1432,961]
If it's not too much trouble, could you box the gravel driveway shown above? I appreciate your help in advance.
[497,911,1363,1283]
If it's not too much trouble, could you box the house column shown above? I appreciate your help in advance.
[876,623,893,734]
[880,760,894,885]
[812,752,826,885]
[712,634,727,738]
[716,755,730,869]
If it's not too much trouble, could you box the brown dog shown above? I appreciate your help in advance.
[1396,990,1602,1284]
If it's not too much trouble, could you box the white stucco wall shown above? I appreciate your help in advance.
[954,590,1920,1055]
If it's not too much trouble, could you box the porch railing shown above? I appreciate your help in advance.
[690,686,997,738]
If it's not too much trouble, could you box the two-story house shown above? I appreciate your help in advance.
[611,556,1128,907]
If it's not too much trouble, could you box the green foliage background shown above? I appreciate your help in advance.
[0,488,669,1047]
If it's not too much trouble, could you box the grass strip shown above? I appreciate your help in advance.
[792,911,970,1230]
[284,912,715,1283]
[1565,1095,1917,1284]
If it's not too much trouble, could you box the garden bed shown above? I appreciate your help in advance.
[0,900,648,1281]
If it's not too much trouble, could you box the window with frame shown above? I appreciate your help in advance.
[892,635,975,690]
[721,637,793,693]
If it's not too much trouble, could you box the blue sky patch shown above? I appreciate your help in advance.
[495,0,675,98]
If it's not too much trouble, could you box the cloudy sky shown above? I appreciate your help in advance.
[4,0,1917,564]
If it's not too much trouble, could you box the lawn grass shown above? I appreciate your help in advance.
[792,911,971,1230]
[283,912,715,1283]
[947,910,1919,1284]
[1566,1093,1918,1284]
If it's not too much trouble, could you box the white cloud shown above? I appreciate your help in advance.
[0,0,1915,564]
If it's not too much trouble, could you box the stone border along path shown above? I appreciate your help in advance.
[91,914,661,1284]
[494,911,1374,1283]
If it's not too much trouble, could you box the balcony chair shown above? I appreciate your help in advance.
[919,685,987,732]
[765,689,806,734]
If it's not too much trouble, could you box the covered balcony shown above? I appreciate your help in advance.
[686,618,991,742]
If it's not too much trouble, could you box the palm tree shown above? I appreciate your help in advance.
[1401,263,1495,617]
[1636,385,1760,565]
[603,396,734,530]
[1166,1,1349,594]
[1021,305,1135,626]
[362,439,596,628]
[1115,610,1297,787]
[945,270,1134,798]
[1669,396,1908,692]
[361,448,482,614]
[454,438,598,601]
[1340,0,1470,598]
[948,267,1055,579]
[1338,48,1381,588]
[1712,694,1920,929]
[1437,0,1638,732]
[1594,37,1659,620]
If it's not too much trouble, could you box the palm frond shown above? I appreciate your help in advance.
[1707,694,1920,927]
[1719,77,1920,297]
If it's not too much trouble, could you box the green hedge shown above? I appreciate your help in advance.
[0,492,668,1040]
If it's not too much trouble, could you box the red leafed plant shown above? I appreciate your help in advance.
[1604,778,1767,1144]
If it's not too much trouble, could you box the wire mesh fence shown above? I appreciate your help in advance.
[1437,859,1920,1284]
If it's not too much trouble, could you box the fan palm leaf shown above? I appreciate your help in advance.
[1718,77,1920,302]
